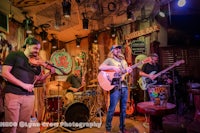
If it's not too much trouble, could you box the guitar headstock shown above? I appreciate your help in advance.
[174,60,185,66]
[142,57,152,64]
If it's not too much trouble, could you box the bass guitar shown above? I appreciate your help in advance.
[98,57,151,91]
[138,60,185,90]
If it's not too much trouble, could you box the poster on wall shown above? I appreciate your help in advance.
[50,49,72,75]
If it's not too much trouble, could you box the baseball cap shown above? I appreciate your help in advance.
[110,45,122,51]
[22,36,40,48]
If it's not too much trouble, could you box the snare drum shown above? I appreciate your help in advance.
[45,95,63,112]
[73,92,84,101]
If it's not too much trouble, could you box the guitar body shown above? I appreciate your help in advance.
[98,57,152,91]
[138,71,157,90]
[97,71,117,91]
[126,100,134,115]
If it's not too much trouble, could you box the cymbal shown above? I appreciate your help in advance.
[46,81,71,90]
[89,79,98,83]
[87,84,98,88]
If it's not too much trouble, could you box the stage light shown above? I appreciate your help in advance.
[62,0,71,18]
[177,0,186,7]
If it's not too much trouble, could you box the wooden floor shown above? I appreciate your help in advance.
[28,115,149,133]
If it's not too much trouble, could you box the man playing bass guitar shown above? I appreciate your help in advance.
[138,53,173,100]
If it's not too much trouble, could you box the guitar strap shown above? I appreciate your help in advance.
[120,60,129,85]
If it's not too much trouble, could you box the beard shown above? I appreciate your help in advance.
[29,52,38,58]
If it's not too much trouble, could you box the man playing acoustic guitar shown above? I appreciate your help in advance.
[99,45,132,133]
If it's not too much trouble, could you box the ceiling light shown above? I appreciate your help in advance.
[39,24,49,43]
[127,4,133,21]
[76,35,81,47]
[82,13,88,30]
[62,0,71,18]
[40,30,48,43]
[111,26,116,38]
[94,34,98,43]
[127,9,133,20]
[50,34,58,49]
[82,18,89,29]
[23,17,33,34]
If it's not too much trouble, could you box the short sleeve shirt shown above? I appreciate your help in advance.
[3,51,41,95]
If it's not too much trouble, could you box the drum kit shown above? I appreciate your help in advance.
[43,80,103,132]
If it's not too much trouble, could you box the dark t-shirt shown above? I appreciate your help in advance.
[141,63,162,84]
[142,63,160,74]
[66,74,81,92]
[3,51,41,95]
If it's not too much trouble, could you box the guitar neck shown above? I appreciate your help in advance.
[130,61,143,69]
[154,64,175,78]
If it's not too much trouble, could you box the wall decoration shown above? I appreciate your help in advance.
[50,49,72,75]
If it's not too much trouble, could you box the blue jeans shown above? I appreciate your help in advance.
[105,87,128,131]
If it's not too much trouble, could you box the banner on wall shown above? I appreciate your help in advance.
[50,49,72,75]
[125,25,160,40]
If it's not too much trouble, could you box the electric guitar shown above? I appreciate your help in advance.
[138,60,185,90]
[98,57,151,91]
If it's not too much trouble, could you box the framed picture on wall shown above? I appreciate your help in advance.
[0,10,9,34]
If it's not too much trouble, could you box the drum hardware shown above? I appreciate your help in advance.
[44,81,72,133]
[46,81,71,91]
[87,84,98,88]
[89,79,98,84]
[87,90,103,125]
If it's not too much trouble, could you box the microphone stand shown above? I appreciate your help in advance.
[119,76,124,133]
[172,69,179,122]
[44,81,72,133]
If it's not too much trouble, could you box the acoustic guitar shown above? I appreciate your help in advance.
[138,59,185,90]
[98,57,151,91]
[126,85,134,115]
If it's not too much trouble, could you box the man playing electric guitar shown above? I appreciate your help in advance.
[139,53,171,100]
